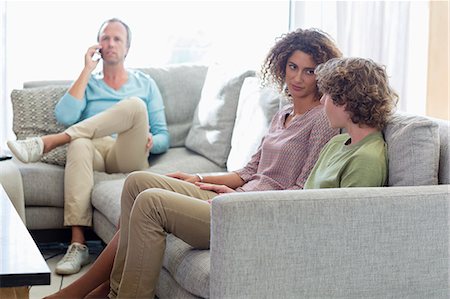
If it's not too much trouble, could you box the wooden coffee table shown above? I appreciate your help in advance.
[0,184,50,297]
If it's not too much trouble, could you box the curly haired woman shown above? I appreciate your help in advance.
[46,28,342,299]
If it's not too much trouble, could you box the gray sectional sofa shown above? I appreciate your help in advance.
[10,64,449,298]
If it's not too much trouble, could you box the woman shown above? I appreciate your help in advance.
[46,28,342,298]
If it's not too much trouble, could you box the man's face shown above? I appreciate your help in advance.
[98,21,129,65]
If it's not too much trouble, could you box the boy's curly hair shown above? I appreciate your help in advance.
[261,28,342,98]
[315,57,398,130]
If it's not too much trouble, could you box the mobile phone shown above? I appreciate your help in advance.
[92,49,102,61]
[0,154,12,161]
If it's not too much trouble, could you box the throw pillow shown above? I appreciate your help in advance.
[383,112,440,186]
[185,63,255,167]
[139,65,208,147]
[11,86,69,166]
[226,77,280,171]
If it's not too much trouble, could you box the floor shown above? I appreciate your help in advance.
[29,240,104,298]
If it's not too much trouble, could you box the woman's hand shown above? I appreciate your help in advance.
[166,171,200,183]
[194,182,236,194]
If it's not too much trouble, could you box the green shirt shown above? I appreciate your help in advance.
[304,132,388,189]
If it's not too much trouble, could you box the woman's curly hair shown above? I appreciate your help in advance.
[261,28,342,98]
[315,57,399,130]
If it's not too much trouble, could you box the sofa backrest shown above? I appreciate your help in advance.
[18,67,450,186]
[138,65,208,147]
[23,64,209,148]
[17,64,251,167]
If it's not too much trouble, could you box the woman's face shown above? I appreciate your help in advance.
[285,50,318,101]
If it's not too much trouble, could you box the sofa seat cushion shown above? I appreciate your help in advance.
[148,147,226,174]
[162,234,210,298]
[91,179,125,226]
[17,160,126,208]
[157,267,203,298]
[16,161,65,207]
[92,147,227,226]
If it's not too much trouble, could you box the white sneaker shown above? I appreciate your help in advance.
[7,137,44,163]
[55,242,90,275]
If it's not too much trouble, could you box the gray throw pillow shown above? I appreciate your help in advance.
[11,86,69,166]
[383,112,440,186]
[185,64,255,167]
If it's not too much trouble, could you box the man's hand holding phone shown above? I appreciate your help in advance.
[85,45,102,71]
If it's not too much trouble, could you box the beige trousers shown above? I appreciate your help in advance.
[64,97,150,227]
[109,171,217,299]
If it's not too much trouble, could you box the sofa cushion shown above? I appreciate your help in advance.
[91,147,226,226]
[433,117,450,184]
[148,147,226,175]
[16,161,65,208]
[11,86,69,166]
[162,234,210,298]
[185,63,255,167]
[384,112,440,186]
[157,267,202,299]
[226,77,280,171]
[139,65,208,147]
[91,179,125,227]
[17,160,126,208]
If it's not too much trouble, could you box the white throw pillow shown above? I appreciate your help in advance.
[185,63,255,167]
[226,77,280,171]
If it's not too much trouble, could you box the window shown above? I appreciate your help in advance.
[1,1,289,147]
[0,1,432,149]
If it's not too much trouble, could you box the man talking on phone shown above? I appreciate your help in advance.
[7,18,170,275]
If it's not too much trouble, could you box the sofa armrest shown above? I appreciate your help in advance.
[210,185,449,298]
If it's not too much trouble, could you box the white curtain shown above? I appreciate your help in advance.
[0,1,430,148]
[0,1,9,152]
[290,1,429,115]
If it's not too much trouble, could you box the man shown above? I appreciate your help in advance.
[8,18,170,275]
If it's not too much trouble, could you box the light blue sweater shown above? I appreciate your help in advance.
[55,69,170,154]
